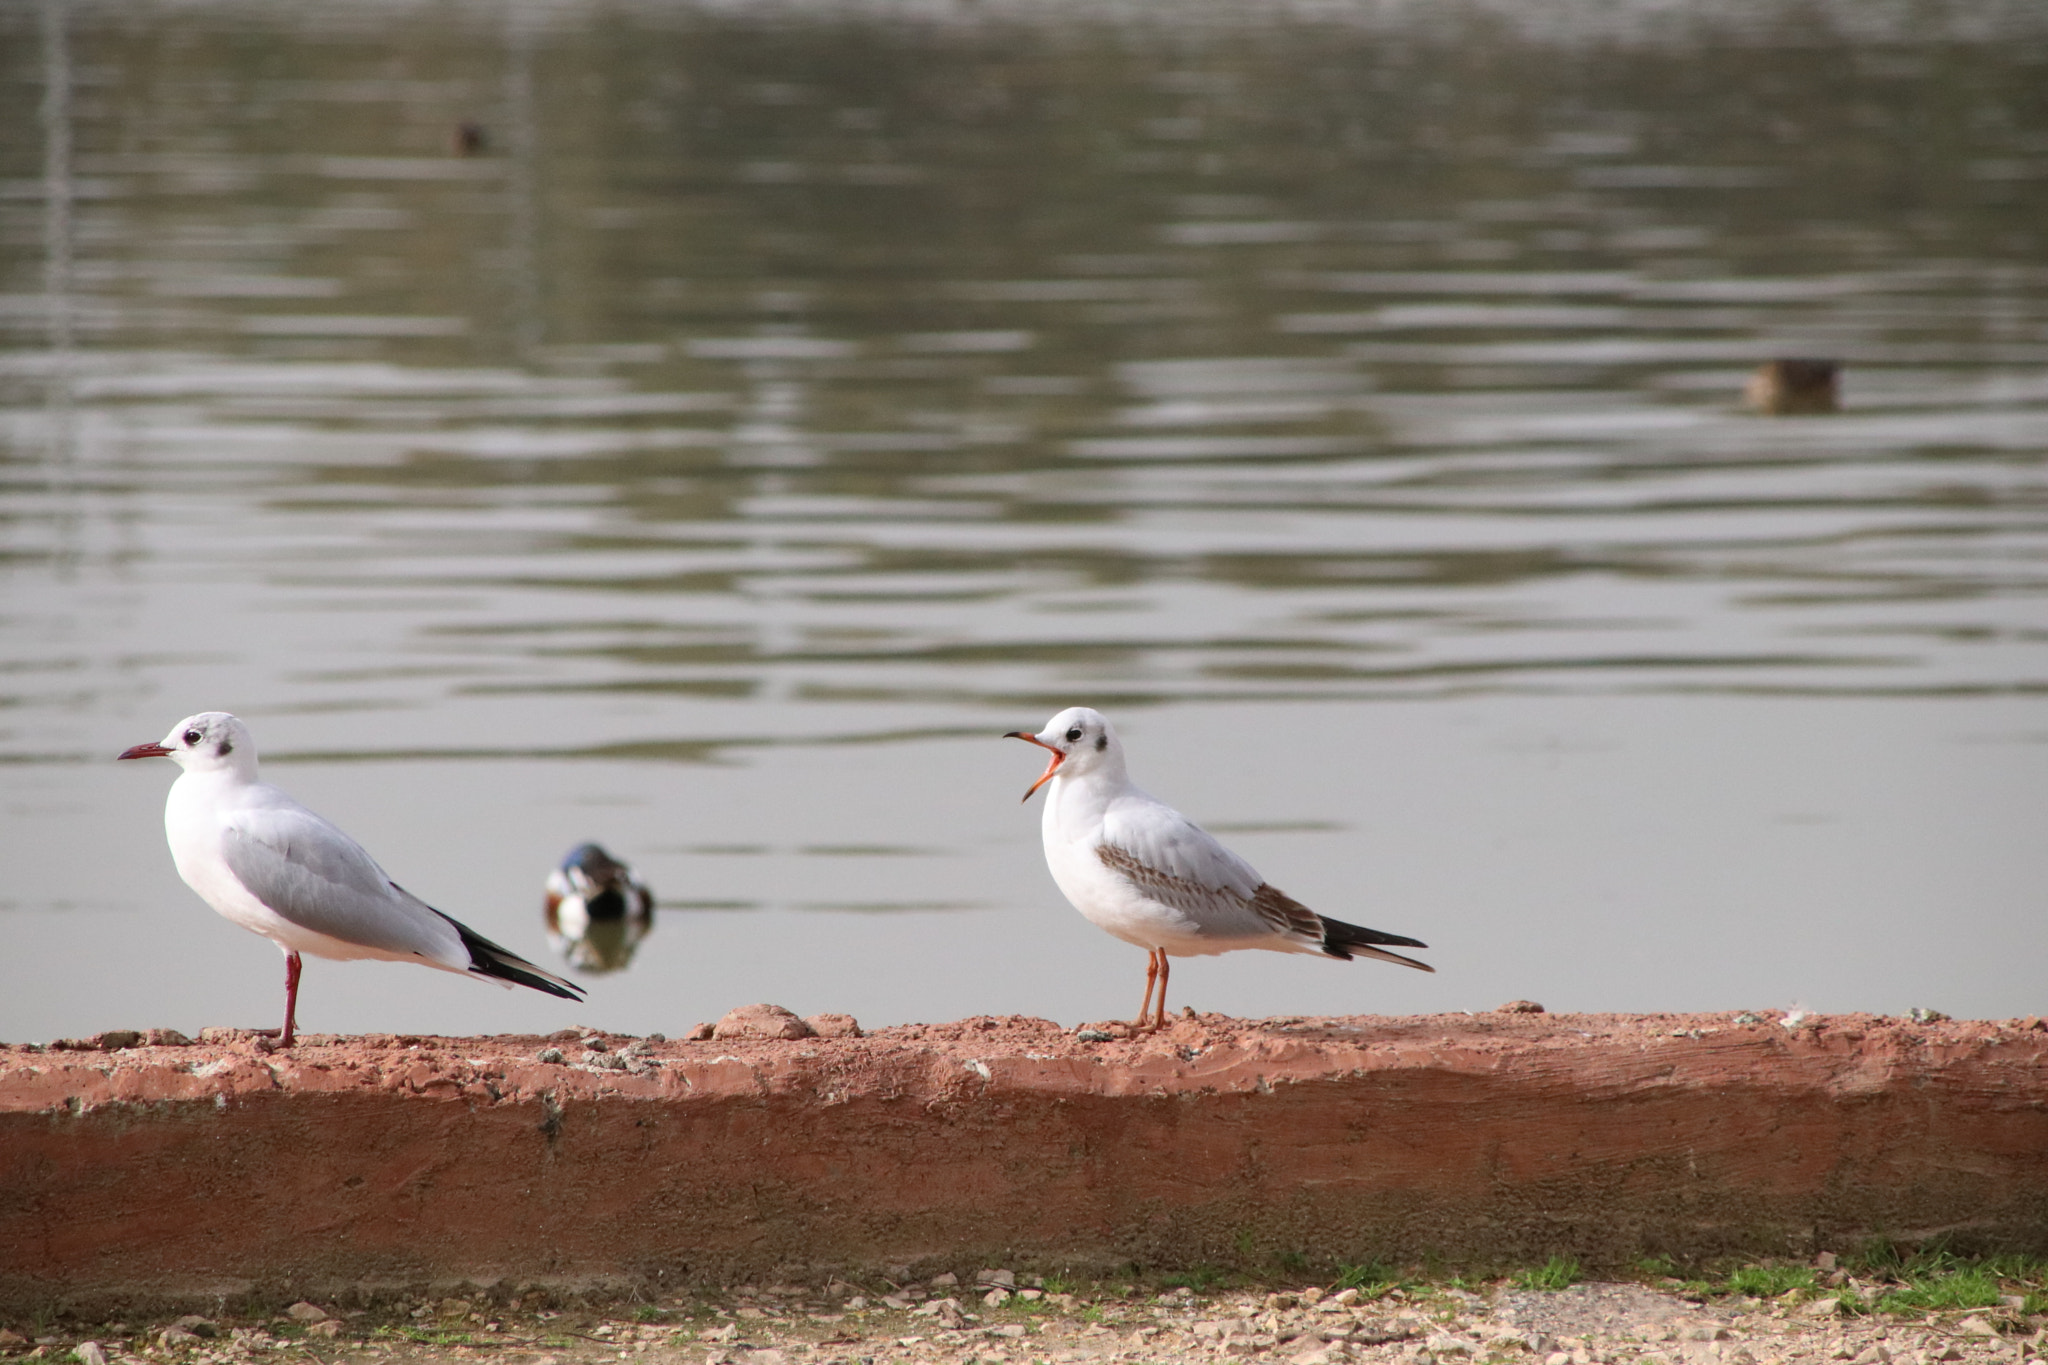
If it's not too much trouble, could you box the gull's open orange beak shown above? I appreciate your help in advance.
[1004,731,1063,802]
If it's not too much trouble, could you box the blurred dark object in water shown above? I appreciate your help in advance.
[545,843,655,974]
[453,121,488,156]
[1746,359,1840,415]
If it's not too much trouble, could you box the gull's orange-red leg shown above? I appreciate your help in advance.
[280,950,302,1047]
[1134,950,1160,1030]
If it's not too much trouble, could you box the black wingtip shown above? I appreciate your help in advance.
[1320,914,1428,952]
[1323,941,1435,972]
[437,910,587,1000]
[477,955,587,1000]
[1318,913,1432,972]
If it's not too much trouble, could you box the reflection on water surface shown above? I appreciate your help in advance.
[2,0,2045,1034]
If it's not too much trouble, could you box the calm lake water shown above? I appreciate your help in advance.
[3,0,2046,1040]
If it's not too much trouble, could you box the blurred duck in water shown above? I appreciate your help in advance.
[544,843,655,974]
[1745,358,1840,415]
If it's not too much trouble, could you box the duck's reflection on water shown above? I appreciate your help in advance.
[544,843,655,975]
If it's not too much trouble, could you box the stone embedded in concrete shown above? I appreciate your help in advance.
[2,1011,2047,1313]
[712,1003,815,1040]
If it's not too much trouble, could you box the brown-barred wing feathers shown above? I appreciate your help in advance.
[1095,843,1247,919]
[1249,882,1329,944]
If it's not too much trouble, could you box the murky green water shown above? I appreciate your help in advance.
[4,0,2046,1037]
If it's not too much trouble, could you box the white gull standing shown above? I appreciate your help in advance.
[119,711,584,1044]
[1006,706,1431,1030]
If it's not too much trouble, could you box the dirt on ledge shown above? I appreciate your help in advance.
[6,1273,2044,1365]
[3,1010,2046,1315]
[16,1277,2048,1365]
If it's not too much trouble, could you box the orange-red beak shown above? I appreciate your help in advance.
[1004,731,1063,802]
[117,741,171,761]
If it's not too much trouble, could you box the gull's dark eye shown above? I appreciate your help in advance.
[1066,726,1083,743]
[183,729,202,746]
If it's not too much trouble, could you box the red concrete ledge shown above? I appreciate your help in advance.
[3,1011,2046,1313]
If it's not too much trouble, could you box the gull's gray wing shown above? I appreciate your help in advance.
[1098,795,1294,941]
[1101,794,1262,896]
[1099,788,1430,965]
[218,796,461,962]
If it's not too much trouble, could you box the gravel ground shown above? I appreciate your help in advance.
[5,1275,2042,1365]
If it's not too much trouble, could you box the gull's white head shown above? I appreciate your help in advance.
[1004,705,1126,801]
[118,711,258,779]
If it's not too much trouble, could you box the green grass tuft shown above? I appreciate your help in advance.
[397,1329,478,1346]
[1875,1267,2005,1314]
[1335,1262,1405,1294]
[1725,1265,1818,1299]
[1515,1257,1581,1292]
[1820,1242,2048,1317]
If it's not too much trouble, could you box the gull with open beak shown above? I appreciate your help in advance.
[1006,706,1432,1030]
[119,711,584,1044]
